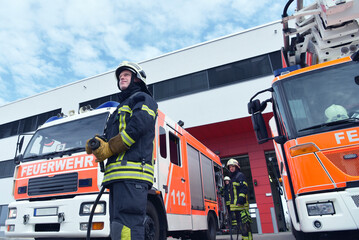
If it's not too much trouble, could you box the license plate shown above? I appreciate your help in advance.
[34,207,58,216]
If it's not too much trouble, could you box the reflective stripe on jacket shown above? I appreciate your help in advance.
[103,91,158,187]
[229,170,249,211]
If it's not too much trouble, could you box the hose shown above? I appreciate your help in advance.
[86,186,106,240]
[86,136,106,240]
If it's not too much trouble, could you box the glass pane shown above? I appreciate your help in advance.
[169,132,180,166]
[278,61,359,134]
[201,154,216,201]
[159,127,167,158]
[187,144,204,210]
[0,205,8,226]
[23,112,109,161]
[154,71,208,101]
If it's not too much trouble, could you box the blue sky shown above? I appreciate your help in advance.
[0,0,301,106]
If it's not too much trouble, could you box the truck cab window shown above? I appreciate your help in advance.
[169,132,181,166]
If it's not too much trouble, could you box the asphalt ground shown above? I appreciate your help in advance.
[1,233,294,240]
[215,232,294,240]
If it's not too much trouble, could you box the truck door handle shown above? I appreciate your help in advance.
[181,178,186,182]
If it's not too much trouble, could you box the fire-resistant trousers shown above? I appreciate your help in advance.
[108,181,148,240]
[234,210,253,240]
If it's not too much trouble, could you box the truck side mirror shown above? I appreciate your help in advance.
[18,136,24,153]
[248,99,270,144]
[251,111,269,144]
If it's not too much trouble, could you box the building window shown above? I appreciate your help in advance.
[152,71,208,101]
[149,50,281,102]
[208,54,272,88]
[0,109,61,139]
[79,93,118,110]
[0,160,16,179]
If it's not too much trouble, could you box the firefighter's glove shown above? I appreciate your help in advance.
[93,137,113,163]
[108,134,129,155]
[85,139,92,154]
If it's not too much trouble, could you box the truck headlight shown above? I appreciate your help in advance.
[80,202,106,215]
[8,208,17,219]
[307,202,335,216]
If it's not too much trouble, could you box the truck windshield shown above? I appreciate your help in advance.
[22,112,109,161]
[276,61,359,136]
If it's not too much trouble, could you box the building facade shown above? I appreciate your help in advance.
[0,20,286,235]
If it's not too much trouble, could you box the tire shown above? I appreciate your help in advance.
[145,201,160,240]
[291,222,317,240]
[205,214,217,240]
[192,213,216,240]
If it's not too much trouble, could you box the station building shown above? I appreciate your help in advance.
[0,20,287,236]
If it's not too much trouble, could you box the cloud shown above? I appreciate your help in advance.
[0,0,289,106]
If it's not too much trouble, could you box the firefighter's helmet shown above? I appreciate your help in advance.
[226,158,240,169]
[115,61,151,95]
[224,176,231,181]
[325,104,349,122]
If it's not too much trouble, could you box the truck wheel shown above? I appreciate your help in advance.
[145,201,160,240]
[192,213,216,240]
[205,214,217,240]
[291,222,317,240]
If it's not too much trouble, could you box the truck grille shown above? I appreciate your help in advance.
[28,172,78,196]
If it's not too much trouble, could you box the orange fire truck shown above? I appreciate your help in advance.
[5,101,223,240]
[248,0,359,239]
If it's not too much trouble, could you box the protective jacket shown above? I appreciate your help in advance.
[223,184,231,206]
[229,170,249,211]
[102,89,158,188]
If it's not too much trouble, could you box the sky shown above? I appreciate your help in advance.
[0,0,302,107]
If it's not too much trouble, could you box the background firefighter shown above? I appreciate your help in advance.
[227,158,253,240]
[86,61,158,239]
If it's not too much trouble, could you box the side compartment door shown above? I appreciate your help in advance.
[165,126,190,215]
[157,123,191,217]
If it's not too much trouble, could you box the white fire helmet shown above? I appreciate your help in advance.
[115,61,151,95]
[325,104,349,122]
[226,158,240,169]
[224,176,231,181]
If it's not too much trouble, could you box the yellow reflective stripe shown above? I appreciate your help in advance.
[141,105,156,119]
[103,171,154,184]
[115,151,126,162]
[118,106,131,132]
[119,114,126,133]
[239,193,246,198]
[121,131,135,147]
[119,105,132,114]
[107,162,154,174]
[121,225,131,239]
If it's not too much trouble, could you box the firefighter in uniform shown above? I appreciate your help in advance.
[86,61,158,240]
[227,158,253,240]
[223,176,231,213]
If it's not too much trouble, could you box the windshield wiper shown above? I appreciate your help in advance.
[299,118,359,132]
[46,147,85,159]
[26,147,85,160]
